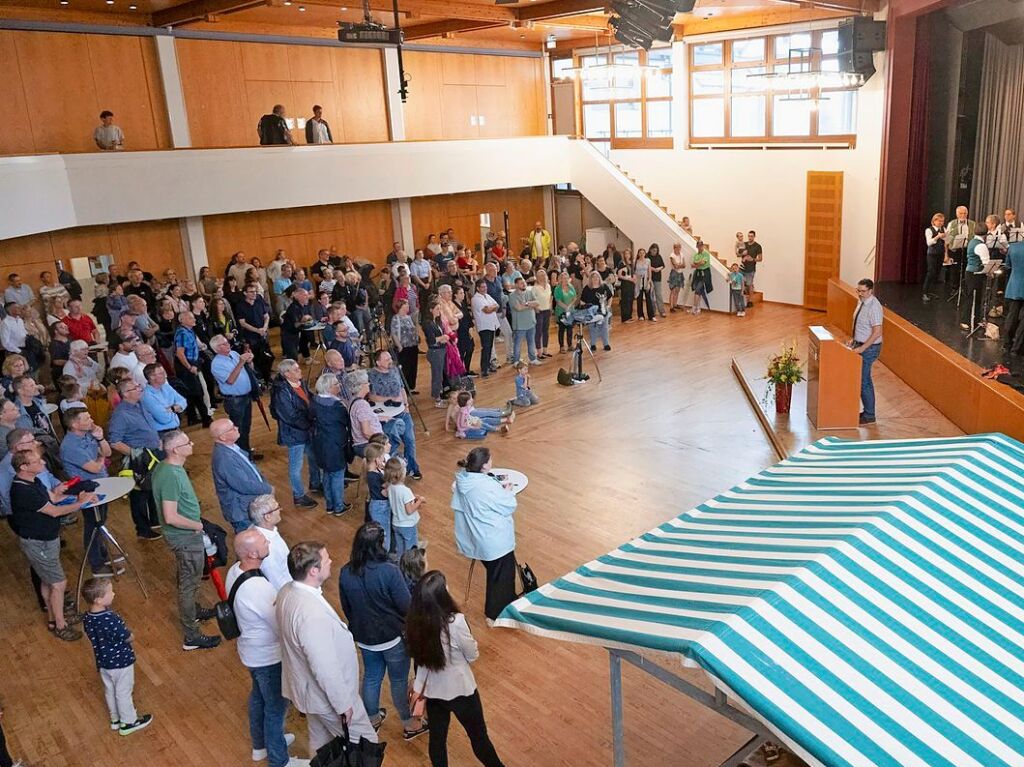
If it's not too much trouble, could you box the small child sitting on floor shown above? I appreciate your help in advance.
[455,391,512,439]
[513,360,540,407]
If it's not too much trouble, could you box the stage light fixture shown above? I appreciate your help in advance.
[546,34,556,49]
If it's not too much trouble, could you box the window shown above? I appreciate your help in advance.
[688,28,858,145]
[579,46,674,149]
[551,58,576,82]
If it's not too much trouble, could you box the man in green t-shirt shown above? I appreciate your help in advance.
[151,429,221,651]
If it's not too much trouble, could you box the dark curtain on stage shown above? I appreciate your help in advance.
[899,16,933,284]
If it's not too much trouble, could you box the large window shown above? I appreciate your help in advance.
[579,47,673,150]
[688,29,857,145]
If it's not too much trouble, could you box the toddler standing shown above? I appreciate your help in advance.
[383,456,423,556]
[728,264,746,317]
[513,360,540,407]
[81,578,152,736]
[363,442,392,551]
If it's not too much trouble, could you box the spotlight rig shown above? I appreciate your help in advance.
[609,0,694,50]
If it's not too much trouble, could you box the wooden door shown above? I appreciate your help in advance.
[440,84,479,139]
[804,171,844,311]
[476,85,508,138]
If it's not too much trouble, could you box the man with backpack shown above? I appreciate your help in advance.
[224,529,306,767]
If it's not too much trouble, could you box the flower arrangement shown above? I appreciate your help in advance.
[763,341,805,412]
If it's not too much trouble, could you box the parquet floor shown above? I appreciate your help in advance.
[0,304,959,767]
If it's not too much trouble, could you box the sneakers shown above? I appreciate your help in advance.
[253,733,296,761]
[293,495,318,509]
[110,720,122,731]
[53,624,82,641]
[737,311,746,317]
[195,605,217,621]
[434,399,447,409]
[182,634,221,651]
[137,529,162,541]
[119,715,153,736]
[529,359,542,366]
[327,503,352,517]
[604,345,611,351]
[410,470,423,480]
[344,470,359,484]
[858,413,876,425]
[370,708,388,732]
[91,564,122,577]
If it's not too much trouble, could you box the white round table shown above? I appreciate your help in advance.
[374,402,406,420]
[81,476,136,508]
[489,467,528,494]
[43,402,58,416]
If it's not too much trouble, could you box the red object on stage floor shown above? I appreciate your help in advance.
[775,383,793,414]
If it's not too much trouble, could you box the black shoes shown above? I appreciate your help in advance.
[858,413,876,425]
[195,605,217,621]
[294,495,318,509]
[137,529,162,541]
[182,634,221,651]
[410,471,423,480]
[119,714,153,736]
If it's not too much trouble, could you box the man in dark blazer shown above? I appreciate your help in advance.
[210,418,273,533]
[305,105,333,145]
[280,287,313,363]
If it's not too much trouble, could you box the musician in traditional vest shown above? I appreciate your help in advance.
[922,212,947,303]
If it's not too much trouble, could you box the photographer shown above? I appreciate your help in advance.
[922,212,947,303]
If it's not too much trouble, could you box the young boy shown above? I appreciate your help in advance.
[81,578,153,736]
[513,360,540,407]
[728,263,746,317]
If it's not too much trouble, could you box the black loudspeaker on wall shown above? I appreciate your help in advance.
[837,17,886,81]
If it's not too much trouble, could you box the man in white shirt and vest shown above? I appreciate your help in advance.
[851,279,883,425]
[276,541,378,752]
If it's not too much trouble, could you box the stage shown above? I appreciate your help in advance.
[874,280,1019,374]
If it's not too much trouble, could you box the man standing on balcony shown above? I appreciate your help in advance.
[94,110,124,151]
[258,105,294,146]
[305,105,333,145]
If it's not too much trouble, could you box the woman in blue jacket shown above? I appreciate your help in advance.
[338,523,428,740]
[311,373,354,516]
[268,358,321,508]
[451,447,518,621]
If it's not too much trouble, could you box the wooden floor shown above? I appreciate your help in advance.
[0,304,956,767]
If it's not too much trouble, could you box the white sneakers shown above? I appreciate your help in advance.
[252,732,296,761]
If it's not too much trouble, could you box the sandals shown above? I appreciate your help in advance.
[53,624,83,642]
[371,708,388,732]
[403,723,429,740]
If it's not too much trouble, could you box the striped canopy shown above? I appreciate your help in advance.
[496,435,1024,767]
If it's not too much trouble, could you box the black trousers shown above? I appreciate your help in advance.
[960,271,986,327]
[1004,299,1024,352]
[173,361,209,426]
[129,486,159,536]
[558,321,572,349]
[0,715,13,767]
[478,330,494,375]
[426,691,505,767]
[948,248,966,290]
[459,336,475,373]
[482,550,517,620]
[398,345,419,390]
[281,331,308,362]
[636,287,655,319]
[222,394,254,454]
[246,337,274,382]
[922,251,944,296]
[619,283,635,321]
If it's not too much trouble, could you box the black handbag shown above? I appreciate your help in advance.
[215,569,265,641]
[518,561,539,594]
[310,714,387,767]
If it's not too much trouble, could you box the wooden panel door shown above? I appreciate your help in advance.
[440,84,479,140]
[804,171,844,311]
[401,51,444,141]
[177,39,250,147]
[476,85,508,138]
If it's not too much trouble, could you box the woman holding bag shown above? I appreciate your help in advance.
[406,570,506,767]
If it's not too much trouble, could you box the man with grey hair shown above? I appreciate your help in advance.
[482,261,511,370]
[281,288,313,363]
[211,334,259,457]
[63,339,101,393]
[258,105,294,146]
[151,428,220,650]
[248,494,291,591]
[211,418,272,534]
[269,359,320,509]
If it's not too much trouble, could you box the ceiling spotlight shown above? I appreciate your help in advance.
[283,0,291,4]
[546,33,556,49]
[129,3,137,7]
[298,4,306,8]
[105,0,114,4]
[59,0,69,5]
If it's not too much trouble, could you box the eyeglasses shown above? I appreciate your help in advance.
[265,506,282,515]
[170,440,193,451]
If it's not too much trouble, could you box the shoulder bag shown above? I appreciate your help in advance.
[215,569,266,640]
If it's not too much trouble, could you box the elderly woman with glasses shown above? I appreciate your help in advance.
[269,359,321,510]
[311,373,355,517]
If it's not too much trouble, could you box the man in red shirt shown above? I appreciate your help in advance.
[63,298,99,344]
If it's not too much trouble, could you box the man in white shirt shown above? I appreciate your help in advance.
[110,332,144,383]
[226,530,306,767]
[4,274,35,307]
[276,542,377,751]
[94,110,124,151]
[471,278,500,379]
[246,494,292,592]
[304,105,333,145]
[0,302,27,356]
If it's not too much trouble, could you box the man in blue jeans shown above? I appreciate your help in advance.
[851,278,883,425]
[367,351,423,480]
[225,530,298,767]
[508,277,540,365]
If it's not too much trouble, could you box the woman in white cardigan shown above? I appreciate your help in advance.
[406,571,505,767]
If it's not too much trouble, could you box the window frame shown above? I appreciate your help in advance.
[688,29,857,147]
[576,46,674,151]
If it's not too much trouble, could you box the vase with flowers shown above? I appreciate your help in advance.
[763,342,806,414]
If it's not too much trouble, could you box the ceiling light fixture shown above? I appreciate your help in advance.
[129,3,137,8]
[340,5,347,9]
[105,0,114,4]
[59,0,69,5]
[298,4,306,8]
[546,33,556,49]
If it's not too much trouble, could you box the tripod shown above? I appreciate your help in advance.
[966,267,1002,340]
[570,320,602,383]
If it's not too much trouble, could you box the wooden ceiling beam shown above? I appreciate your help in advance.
[298,0,515,22]
[403,18,507,39]
[517,0,609,22]
[153,0,266,26]
[537,14,609,30]
[762,0,877,13]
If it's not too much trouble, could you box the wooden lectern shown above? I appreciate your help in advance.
[806,325,861,429]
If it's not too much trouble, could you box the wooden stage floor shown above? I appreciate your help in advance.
[0,303,959,767]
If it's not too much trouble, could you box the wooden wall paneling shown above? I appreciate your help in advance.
[140,37,172,150]
[441,84,479,139]
[0,31,36,155]
[109,219,186,278]
[333,48,388,143]
[476,85,509,138]
[48,226,114,271]
[15,31,98,153]
[342,201,394,263]
[442,52,478,85]
[87,35,163,151]
[245,80,298,142]
[0,233,56,292]
[203,211,262,275]
[290,81,337,140]
[287,45,334,83]
[804,171,844,311]
[401,51,444,141]
[504,57,544,136]
[475,54,506,86]
[177,39,250,148]
[261,234,314,270]
[241,42,292,82]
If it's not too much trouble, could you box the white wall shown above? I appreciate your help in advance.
[608,41,887,306]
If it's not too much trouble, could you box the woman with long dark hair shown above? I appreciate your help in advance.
[450,447,518,621]
[453,285,476,376]
[338,523,427,739]
[406,571,505,767]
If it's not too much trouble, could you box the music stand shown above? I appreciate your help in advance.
[965,260,1002,340]
[75,476,148,606]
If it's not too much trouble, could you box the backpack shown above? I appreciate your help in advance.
[215,569,266,641]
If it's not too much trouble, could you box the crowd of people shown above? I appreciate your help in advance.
[0,220,754,767]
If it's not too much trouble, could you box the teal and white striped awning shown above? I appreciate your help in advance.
[496,435,1024,767]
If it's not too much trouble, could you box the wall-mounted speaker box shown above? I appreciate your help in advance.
[837,16,886,54]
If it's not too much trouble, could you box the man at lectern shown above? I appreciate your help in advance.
[851,279,883,425]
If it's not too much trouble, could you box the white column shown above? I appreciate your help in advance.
[542,51,554,136]
[543,186,556,242]
[382,47,407,141]
[391,198,414,251]
[179,216,208,280]
[156,35,192,148]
